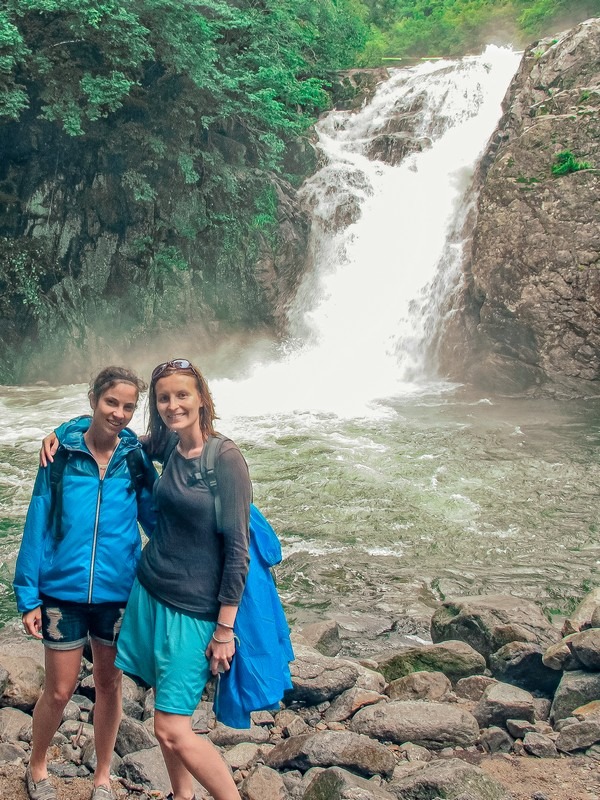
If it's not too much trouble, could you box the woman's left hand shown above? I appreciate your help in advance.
[206,632,236,676]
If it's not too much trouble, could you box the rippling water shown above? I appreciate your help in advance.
[2,384,599,656]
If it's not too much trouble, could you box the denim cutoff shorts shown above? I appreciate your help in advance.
[115,579,215,715]
[40,594,126,651]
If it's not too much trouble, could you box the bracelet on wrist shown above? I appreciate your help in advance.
[216,621,235,630]
[212,632,235,644]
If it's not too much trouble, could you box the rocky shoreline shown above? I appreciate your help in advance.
[2,591,600,799]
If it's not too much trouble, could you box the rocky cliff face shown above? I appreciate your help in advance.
[0,121,313,383]
[438,19,600,393]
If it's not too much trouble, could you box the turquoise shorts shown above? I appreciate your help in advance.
[114,579,215,715]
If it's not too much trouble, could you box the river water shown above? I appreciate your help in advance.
[1,48,599,656]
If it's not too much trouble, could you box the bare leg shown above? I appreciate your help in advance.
[154,710,240,800]
[29,647,83,781]
[90,639,122,788]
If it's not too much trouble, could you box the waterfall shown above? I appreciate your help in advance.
[215,46,522,420]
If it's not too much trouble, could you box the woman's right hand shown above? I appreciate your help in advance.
[22,608,43,639]
[40,433,59,468]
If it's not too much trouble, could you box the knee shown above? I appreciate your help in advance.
[153,715,183,752]
[44,684,74,709]
[93,668,121,697]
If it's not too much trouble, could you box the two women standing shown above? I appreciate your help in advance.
[17,359,256,800]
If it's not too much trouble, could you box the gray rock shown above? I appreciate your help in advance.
[522,732,559,758]
[0,707,32,743]
[240,764,288,800]
[266,730,395,778]
[299,620,342,657]
[58,719,94,745]
[115,716,157,756]
[572,699,600,721]
[473,682,535,728]
[387,757,512,799]
[398,743,432,763]
[303,766,396,800]
[385,671,452,702]
[533,697,552,722]
[479,726,513,753]
[61,700,81,722]
[224,742,273,771]
[542,636,583,671]
[568,629,600,670]
[555,720,600,752]
[0,741,28,765]
[119,746,209,797]
[286,646,359,705]
[562,589,600,636]
[550,670,600,722]
[80,738,122,774]
[376,641,485,684]
[119,746,172,794]
[191,700,216,733]
[351,662,386,694]
[209,723,270,746]
[0,655,45,711]
[430,595,559,663]
[455,675,497,701]
[505,719,536,738]
[350,700,479,749]
[489,641,561,695]
[586,743,600,761]
[324,687,387,722]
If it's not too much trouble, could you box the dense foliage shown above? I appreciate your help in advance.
[0,0,368,351]
[360,0,600,62]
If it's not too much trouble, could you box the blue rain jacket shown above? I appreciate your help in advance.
[14,419,157,613]
[213,504,294,728]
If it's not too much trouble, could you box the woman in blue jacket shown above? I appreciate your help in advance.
[14,366,157,800]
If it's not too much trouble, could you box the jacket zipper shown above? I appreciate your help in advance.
[87,447,118,604]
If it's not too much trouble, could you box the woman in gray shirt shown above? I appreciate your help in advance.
[115,358,251,800]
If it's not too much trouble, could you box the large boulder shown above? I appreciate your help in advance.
[562,589,600,636]
[385,671,452,702]
[430,595,559,663]
[489,641,561,695]
[350,700,479,749]
[551,670,600,722]
[266,730,395,778]
[472,682,536,728]
[286,645,359,704]
[388,757,512,800]
[303,766,396,800]
[376,641,485,683]
[0,656,44,711]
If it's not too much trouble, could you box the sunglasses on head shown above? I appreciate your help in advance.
[151,359,195,383]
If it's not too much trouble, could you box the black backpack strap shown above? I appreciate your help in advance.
[200,434,227,531]
[125,448,155,501]
[49,447,69,542]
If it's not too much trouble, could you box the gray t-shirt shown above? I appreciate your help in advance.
[137,439,251,618]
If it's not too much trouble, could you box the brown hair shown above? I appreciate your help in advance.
[146,361,217,457]
[89,366,146,404]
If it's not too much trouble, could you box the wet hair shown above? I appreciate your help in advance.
[146,360,217,458]
[88,366,147,404]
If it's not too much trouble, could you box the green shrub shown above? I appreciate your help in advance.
[551,150,591,176]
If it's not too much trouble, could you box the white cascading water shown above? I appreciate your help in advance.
[215,46,521,420]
